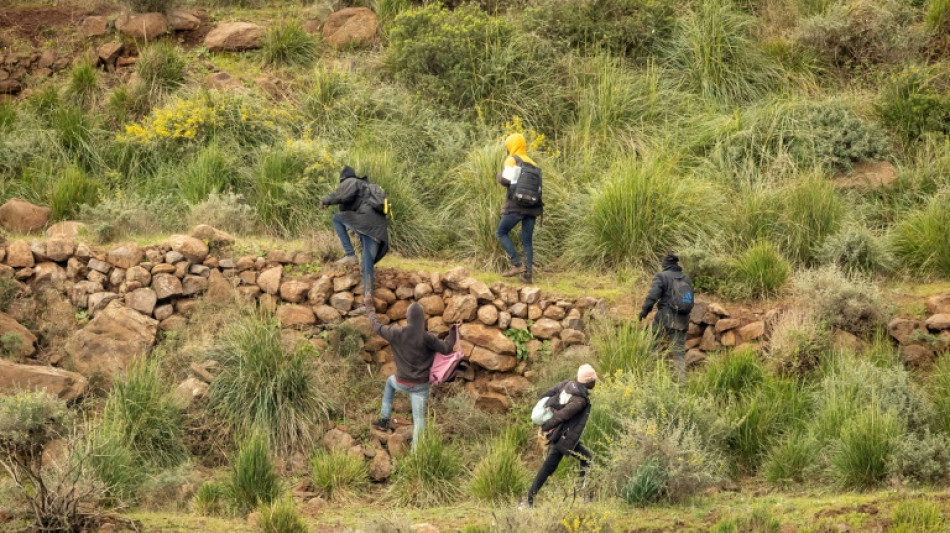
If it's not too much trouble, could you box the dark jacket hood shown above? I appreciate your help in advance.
[407,302,426,332]
[662,254,680,270]
[339,166,359,183]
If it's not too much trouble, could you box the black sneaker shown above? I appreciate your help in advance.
[520,272,533,284]
[372,418,391,431]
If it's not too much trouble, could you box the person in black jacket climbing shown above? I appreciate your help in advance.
[322,166,390,298]
[639,253,692,382]
[524,364,598,508]
[496,133,542,284]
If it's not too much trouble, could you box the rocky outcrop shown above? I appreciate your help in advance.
[64,301,158,384]
[116,12,169,41]
[0,312,38,358]
[887,298,950,369]
[322,7,378,49]
[0,360,87,401]
[0,199,50,234]
[205,22,265,52]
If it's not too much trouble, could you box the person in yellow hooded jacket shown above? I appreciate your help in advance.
[496,133,543,284]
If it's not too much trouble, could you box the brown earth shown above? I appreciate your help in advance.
[0,3,116,45]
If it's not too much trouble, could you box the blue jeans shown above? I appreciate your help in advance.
[332,213,380,294]
[380,375,429,450]
[495,213,536,272]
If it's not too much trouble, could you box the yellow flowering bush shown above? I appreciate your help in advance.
[118,92,291,148]
[504,115,559,159]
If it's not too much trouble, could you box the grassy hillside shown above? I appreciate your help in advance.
[2,0,950,531]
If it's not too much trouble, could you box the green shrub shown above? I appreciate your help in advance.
[0,276,22,312]
[766,309,832,377]
[726,378,811,473]
[230,433,281,515]
[262,21,318,67]
[310,450,368,501]
[927,0,950,30]
[795,0,923,69]
[87,422,146,502]
[137,43,186,95]
[78,193,186,242]
[258,497,309,533]
[832,408,900,489]
[193,481,228,516]
[890,429,950,485]
[570,157,718,269]
[779,176,846,264]
[50,164,102,220]
[389,430,463,507]
[793,266,887,337]
[208,316,329,453]
[526,0,675,59]
[668,0,781,104]
[889,499,946,533]
[763,430,819,485]
[891,192,950,277]
[620,459,667,505]
[591,318,656,377]
[468,433,530,503]
[50,106,103,171]
[728,241,790,299]
[710,506,782,533]
[0,392,70,461]
[701,349,766,400]
[178,143,239,204]
[101,358,188,468]
[876,65,950,142]
[245,147,321,235]
[187,192,258,235]
[328,322,367,361]
[66,62,99,108]
[818,224,894,275]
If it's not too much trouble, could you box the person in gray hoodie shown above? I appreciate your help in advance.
[367,301,458,449]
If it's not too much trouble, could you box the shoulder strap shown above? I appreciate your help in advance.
[512,155,523,166]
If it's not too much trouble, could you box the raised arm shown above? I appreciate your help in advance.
[425,325,458,354]
[322,179,360,207]
[367,305,395,343]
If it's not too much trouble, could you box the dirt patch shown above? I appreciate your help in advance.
[175,9,214,48]
[0,2,118,46]
[833,160,899,191]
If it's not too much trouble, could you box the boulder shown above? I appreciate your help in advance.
[309,276,333,304]
[926,294,950,316]
[46,221,86,239]
[901,344,937,369]
[64,302,158,384]
[125,288,157,316]
[395,286,414,300]
[442,267,471,290]
[276,304,316,327]
[543,305,566,321]
[715,318,741,333]
[477,305,498,326]
[257,266,282,295]
[323,7,378,48]
[166,9,201,31]
[330,292,354,312]
[44,238,74,262]
[0,360,87,401]
[469,346,517,372]
[87,292,119,314]
[153,303,174,321]
[0,199,50,234]
[486,375,531,396]
[323,428,356,452]
[6,241,36,268]
[521,287,541,305]
[530,318,563,340]
[152,273,183,299]
[708,303,730,316]
[33,262,67,287]
[736,321,765,344]
[414,283,433,300]
[926,314,950,332]
[387,432,407,459]
[126,266,151,287]
[460,323,516,355]
[280,280,311,303]
[509,302,527,318]
[191,224,235,246]
[182,275,208,296]
[115,12,169,41]
[686,349,706,368]
[387,300,410,321]
[475,392,510,413]
[369,450,391,482]
[333,274,359,293]
[699,327,719,352]
[560,328,587,345]
[498,312,511,330]
[168,234,209,263]
[172,377,208,409]
[528,305,542,321]
[314,305,342,324]
[417,295,445,316]
[888,318,921,345]
[444,294,477,323]
[0,312,37,357]
[80,16,109,37]
[205,22,265,51]
[106,243,143,269]
[469,281,493,303]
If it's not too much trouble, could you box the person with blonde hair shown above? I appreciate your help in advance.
[496,133,543,284]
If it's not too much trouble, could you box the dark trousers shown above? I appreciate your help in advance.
[332,213,380,294]
[526,442,592,504]
[652,323,687,382]
[495,213,536,273]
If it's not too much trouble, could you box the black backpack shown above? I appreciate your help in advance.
[510,156,543,208]
[668,273,694,314]
[361,179,391,216]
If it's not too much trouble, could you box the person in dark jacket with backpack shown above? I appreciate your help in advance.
[322,166,390,298]
[639,254,692,382]
[496,133,542,284]
[524,364,598,508]
[367,302,458,450]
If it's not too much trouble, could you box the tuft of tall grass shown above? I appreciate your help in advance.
[86,421,146,503]
[570,156,718,269]
[193,481,228,517]
[591,318,656,377]
[257,497,309,533]
[728,241,790,299]
[927,0,950,30]
[101,358,188,469]
[50,106,104,171]
[621,459,667,505]
[667,0,781,105]
[700,349,765,400]
[763,429,818,485]
[929,355,950,435]
[208,316,330,454]
[136,42,186,96]
[230,432,281,515]
[890,499,946,533]
[0,101,15,132]
[468,432,530,503]
[178,143,239,204]
[245,147,319,235]
[831,407,900,489]
[50,164,102,220]
[793,266,887,338]
[766,309,831,377]
[818,224,894,276]
[779,175,844,264]
[310,450,369,501]
[876,65,950,142]
[710,506,782,533]
[66,62,99,108]
[389,430,463,507]
[891,192,950,277]
[727,377,811,473]
[262,21,318,67]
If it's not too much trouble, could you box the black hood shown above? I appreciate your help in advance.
[407,302,426,333]
[662,253,680,270]
[339,165,358,183]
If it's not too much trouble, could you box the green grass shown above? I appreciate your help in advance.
[700,349,766,400]
[208,315,330,454]
[229,432,281,515]
[729,241,790,299]
[890,499,946,533]
[262,21,318,68]
[137,42,186,96]
[310,450,369,501]
[927,0,950,29]
[591,318,656,377]
[892,193,950,277]
[832,408,901,490]
[389,430,464,508]
[50,164,101,220]
[257,497,309,533]
[193,482,229,517]
[468,432,530,503]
